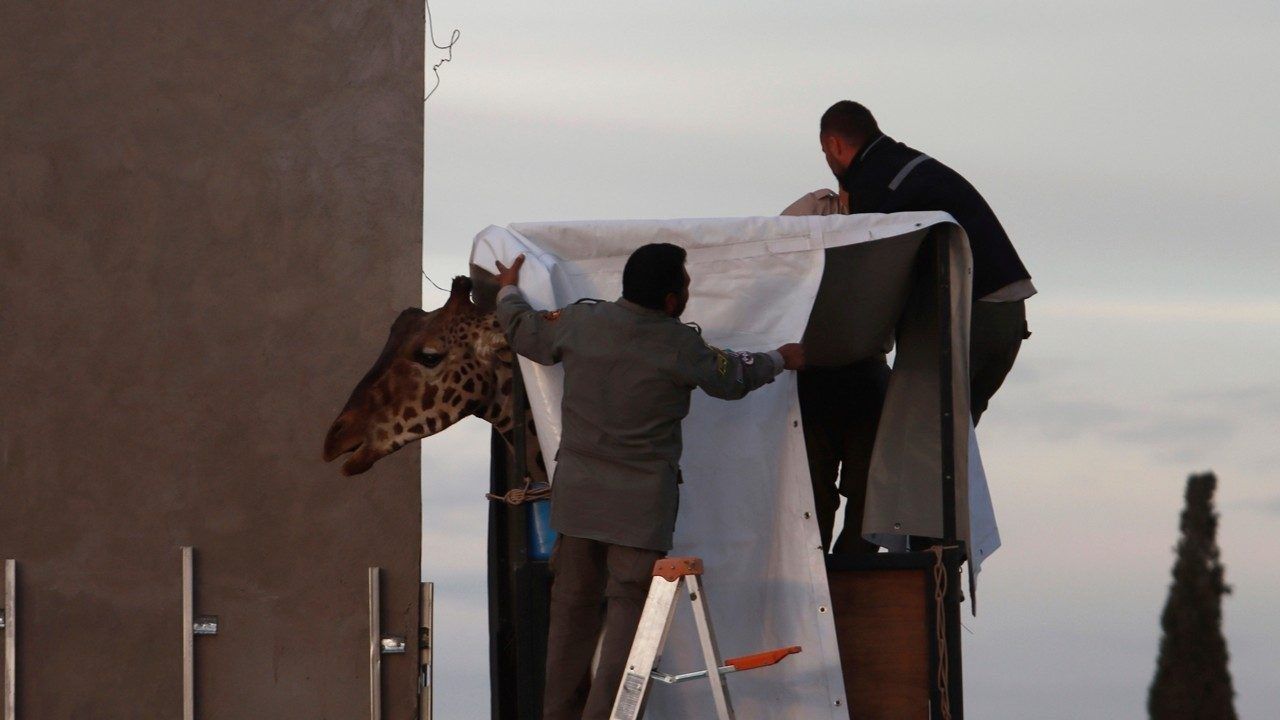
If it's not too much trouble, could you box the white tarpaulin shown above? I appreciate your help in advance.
[470,213,999,718]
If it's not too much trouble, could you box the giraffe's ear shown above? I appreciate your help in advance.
[469,263,501,313]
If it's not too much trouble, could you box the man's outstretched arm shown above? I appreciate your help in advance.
[674,331,804,400]
[493,255,565,366]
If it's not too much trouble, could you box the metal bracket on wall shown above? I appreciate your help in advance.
[418,582,434,720]
[369,567,382,720]
[182,547,218,720]
[4,559,15,720]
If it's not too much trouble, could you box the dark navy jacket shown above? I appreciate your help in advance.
[838,135,1031,299]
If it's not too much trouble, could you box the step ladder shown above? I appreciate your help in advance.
[610,557,802,720]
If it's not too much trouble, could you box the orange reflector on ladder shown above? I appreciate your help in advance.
[724,645,802,672]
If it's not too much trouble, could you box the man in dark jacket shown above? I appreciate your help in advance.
[495,244,804,720]
[788,101,1034,556]
[819,100,1035,422]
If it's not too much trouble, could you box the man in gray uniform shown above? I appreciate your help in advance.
[494,243,804,720]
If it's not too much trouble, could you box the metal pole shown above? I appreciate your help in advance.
[369,567,382,720]
[4,559,15,720]
[511,362,528,483]
[935,233,965,719]
[935,233,957,544]
[486,430,513,720]
[945,563,965,720]
[182,547,194,720]
[419,582,434,720]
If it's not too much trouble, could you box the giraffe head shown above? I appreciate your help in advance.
[323,270,516,476]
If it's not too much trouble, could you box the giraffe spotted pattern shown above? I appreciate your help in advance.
[323,275,543,478]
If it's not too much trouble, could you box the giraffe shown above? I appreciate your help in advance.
[322,269,545,480]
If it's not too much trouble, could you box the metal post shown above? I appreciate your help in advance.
[486,431,515,720]
[182,547,194,720]
[935,233,965,719]
[935,233,957,544]
[511,363,528,484]
[419,582,434,720]
[945,560,965,720]
[488,363,549,720]
[369,567,381,720]
[179,547,219,720]
[4,559,15,720]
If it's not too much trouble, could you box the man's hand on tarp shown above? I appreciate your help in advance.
[496,254,525,287]
[776,343,805,370]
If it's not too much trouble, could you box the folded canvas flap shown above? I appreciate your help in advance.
[803,232,921,366]
[863,224,973,551]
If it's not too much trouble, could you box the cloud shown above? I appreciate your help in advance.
[1037,299,1280,325]
[995,383,1244,466]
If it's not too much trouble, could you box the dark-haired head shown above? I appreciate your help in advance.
[820,101,879,145]
[819,101,880,177]
[622,243,690,317]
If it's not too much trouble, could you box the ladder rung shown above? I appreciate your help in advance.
[650,666,728,685]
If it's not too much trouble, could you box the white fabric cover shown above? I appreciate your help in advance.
[470,213,998,719]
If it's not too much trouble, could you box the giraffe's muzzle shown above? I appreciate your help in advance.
[322,414,382,475]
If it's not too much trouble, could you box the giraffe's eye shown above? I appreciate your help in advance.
[414,349,445,368]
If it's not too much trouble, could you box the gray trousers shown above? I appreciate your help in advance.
[542,534,664,720]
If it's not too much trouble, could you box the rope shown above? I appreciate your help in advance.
[930,545,957,720]
[485,478,550,506]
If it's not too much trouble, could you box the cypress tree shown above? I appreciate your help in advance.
[1148,472,1237,720]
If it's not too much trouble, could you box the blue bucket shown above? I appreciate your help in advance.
[527,500,557,560]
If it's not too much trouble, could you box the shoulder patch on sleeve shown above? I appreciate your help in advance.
[714,349,729,376]
[700,340,732,376]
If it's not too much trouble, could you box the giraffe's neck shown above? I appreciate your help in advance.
[477,315,548,484]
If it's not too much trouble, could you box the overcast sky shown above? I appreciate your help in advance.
[415,1,1280,717]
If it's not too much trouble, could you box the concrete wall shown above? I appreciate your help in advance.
[0,2,423,717]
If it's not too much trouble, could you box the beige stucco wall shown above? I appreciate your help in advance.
[1,2,423,716]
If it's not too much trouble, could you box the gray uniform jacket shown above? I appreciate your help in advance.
[496,287,783,551]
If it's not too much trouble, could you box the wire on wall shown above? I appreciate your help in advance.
[422,270,450,294]
[425,0,460,102]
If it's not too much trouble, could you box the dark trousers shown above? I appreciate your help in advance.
[970,300,1029,425]
[542,535,664,720]
[798,357,890,555]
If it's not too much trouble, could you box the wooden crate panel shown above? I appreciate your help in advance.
[829,568,931,720]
